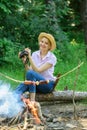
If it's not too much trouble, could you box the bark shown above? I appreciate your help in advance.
[82,0,87,57]
[45,0,51,5]
[36,90,87,102]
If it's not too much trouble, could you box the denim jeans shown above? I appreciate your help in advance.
[15,70,55,95]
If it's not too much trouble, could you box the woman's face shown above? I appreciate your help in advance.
[39,37,51,51]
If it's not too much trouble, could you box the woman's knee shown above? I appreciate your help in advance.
[26,70,36,80]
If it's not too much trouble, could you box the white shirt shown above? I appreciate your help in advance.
[32,50,57,81]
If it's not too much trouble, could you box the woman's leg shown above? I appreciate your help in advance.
[26,70,44,101]
[14,83,29,95]
[14,70,54,101]
[26,70,55,94]
[37,81,55,93]
[15,82,36,101]
[26,70,45,81]
[14,83,29,103]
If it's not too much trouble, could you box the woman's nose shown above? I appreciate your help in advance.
[41,42,45,45]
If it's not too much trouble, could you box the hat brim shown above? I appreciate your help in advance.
[38,32,56,51]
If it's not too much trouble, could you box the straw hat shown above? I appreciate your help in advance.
[38,32,56,50]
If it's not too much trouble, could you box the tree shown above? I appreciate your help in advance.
[0,0,86,67]
[82,0,87,57]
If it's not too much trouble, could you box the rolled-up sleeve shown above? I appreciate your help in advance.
[47,55,57,66]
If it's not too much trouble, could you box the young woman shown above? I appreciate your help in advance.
[15,32,57,101]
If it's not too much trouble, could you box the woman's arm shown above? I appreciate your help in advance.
[25,48,52,73]
[29,55,52,73]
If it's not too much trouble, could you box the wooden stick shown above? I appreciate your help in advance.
[73,61,80,120]
[24,80,35,85]
[0,72,24,83]
[0,61,84,85]
[23,113,28,130]
[59,61,84,79]
[24,80,49,85]
[0,72,49,85]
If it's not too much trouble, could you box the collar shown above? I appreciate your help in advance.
[37,50,51,58]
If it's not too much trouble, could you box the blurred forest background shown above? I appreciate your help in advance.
[0,0,87,91]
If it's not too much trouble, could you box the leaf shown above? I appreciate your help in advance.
[0,3,11,14]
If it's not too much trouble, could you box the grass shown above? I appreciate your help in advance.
[0,59,87,92]
[55,60,87,91]
[0,66,24,89]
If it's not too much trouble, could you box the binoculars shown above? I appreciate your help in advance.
[19,50,28,59]
[19,50,29,64]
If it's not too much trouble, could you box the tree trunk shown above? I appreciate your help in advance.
[36,90,87,102]
[82,0,87,57]
[45,0,51,4]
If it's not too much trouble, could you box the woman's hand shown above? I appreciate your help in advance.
[25,48,31,57]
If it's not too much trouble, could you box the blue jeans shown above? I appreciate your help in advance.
[15,70,55,95]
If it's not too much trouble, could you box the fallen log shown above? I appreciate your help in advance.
[36,90,87,102]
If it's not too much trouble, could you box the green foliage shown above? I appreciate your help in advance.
[0,38,23,67]
[0,3,11,14]
[0,0,86,68]
[0,0,71,54]
[0,0,86,93]
[55,60,87,92]
[59,0,82,31]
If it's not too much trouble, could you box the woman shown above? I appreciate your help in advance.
[15,32,57,101]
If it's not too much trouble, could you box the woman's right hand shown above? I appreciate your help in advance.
[25,48,31,57]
